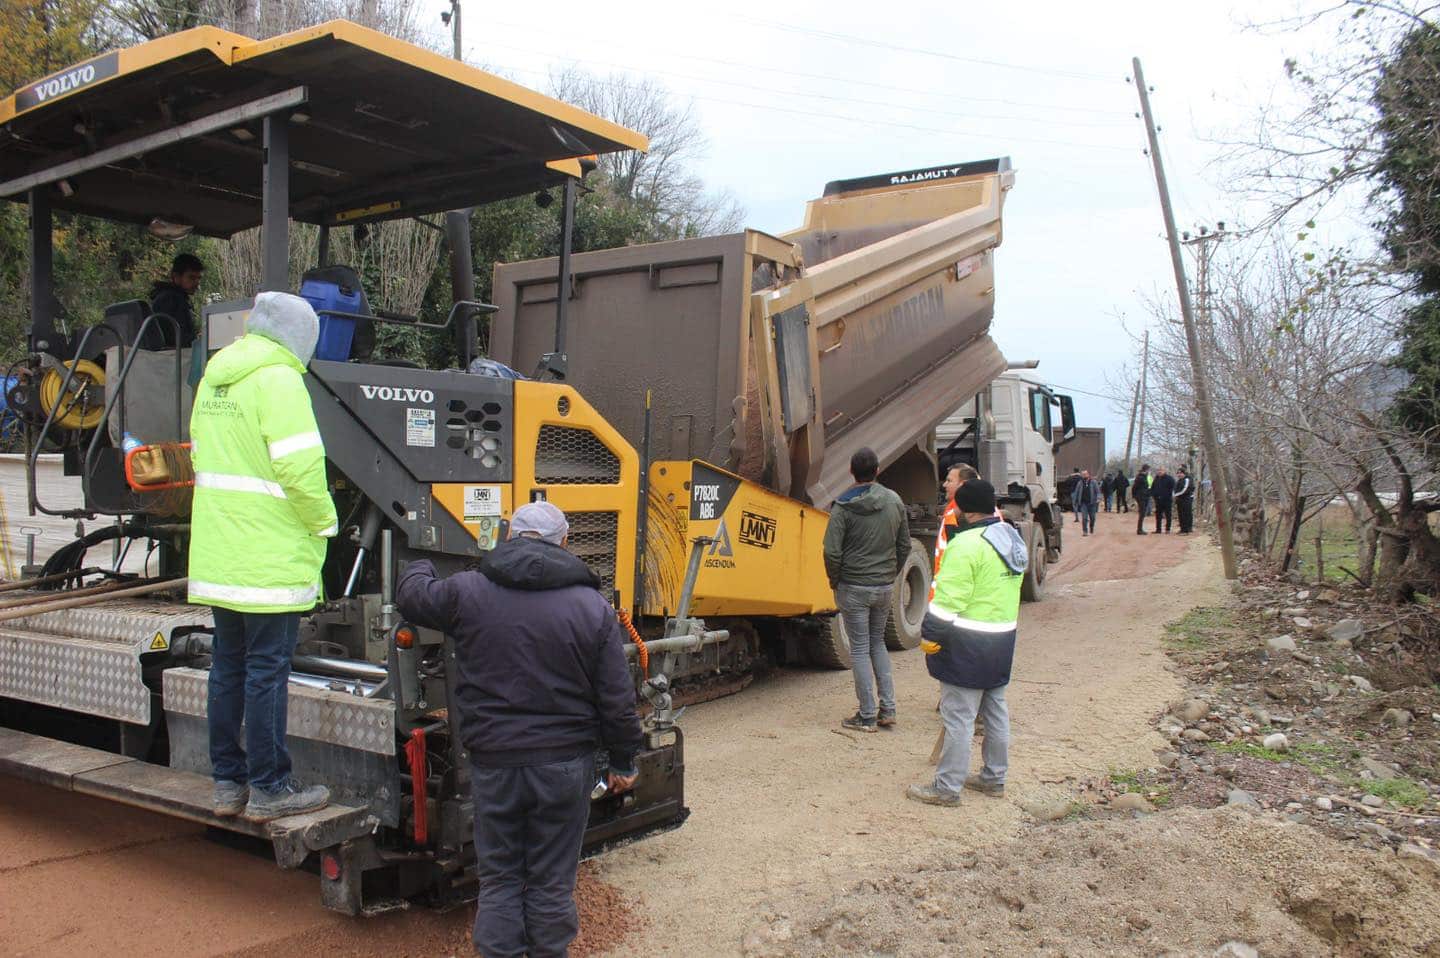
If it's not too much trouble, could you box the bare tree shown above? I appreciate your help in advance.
[548,67,744,241]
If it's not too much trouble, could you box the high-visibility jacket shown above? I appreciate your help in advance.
[187,334,337,613]
[921,518,1026,689]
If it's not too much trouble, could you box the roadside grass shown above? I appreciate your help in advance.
[1212,741,1346,776]
[1107,768,1173,807]
[1267,505,1362,583]
[1364,777,1430,807]
[1211,742,1431,806]
[1164,607,1237,651]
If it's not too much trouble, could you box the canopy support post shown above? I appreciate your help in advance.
[261,113,290,293]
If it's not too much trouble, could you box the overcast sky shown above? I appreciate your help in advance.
[446,1,1336,458]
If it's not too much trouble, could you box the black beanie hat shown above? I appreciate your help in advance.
[955,478,996,515]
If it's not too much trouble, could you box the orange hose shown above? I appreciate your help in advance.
[618,608,649,676]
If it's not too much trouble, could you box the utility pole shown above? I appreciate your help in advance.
[446,0,462,58]
[1181,223,1227,329]
[1135,330,1149,466]
[1123,372,1141,472]
[1122,329,1147,472]
[441,0,477,365]
[1132,57,1238,579]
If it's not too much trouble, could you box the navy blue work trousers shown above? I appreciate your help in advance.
[470,754,594,958]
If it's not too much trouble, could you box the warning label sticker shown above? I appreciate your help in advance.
[463,485,502,521]
[406,407,436,447]
[148,631,168,651]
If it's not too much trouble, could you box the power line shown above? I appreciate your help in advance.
[1044,381,1120,402]
[486,59,1137,154]
[730,14,1116,82]
[481,20,1131,116]
[479,42,1133,131]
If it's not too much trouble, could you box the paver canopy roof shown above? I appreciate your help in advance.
[0,20,648,235]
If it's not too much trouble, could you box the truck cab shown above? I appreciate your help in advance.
[936,371,1076,599]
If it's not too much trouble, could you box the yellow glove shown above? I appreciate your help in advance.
[920,639,942,655]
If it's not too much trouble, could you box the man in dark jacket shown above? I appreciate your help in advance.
[823,447,911,733]
[1100,472,1114,512]
[146,253,204,349]
[1073,470,1101,536]
[396,501,641,958]
[1132,465,1153,535]
[1151,466,1176,533]
[1174,466,1196,534]
[1113,468,1129,513]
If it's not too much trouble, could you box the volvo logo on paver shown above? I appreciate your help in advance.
[16,52,118,112]
[360,385,434,403]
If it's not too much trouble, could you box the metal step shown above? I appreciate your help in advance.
[0,726,377,868]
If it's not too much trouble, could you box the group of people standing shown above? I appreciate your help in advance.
[1070,464,1198,537]
[824,453,1019,808]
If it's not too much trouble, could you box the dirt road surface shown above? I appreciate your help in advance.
[0,510,1243,956]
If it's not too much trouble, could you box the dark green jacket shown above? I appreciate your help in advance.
[823,482,910,588]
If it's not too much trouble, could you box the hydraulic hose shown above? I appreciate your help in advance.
[618,608,648,677]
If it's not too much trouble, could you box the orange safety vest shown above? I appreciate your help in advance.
[931,500,959,600]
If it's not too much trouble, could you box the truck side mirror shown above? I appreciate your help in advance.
[1053,395,1076,451]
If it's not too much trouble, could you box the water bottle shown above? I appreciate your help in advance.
[122,432,143,454]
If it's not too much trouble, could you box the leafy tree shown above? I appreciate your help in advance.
[1373,22,1440,448]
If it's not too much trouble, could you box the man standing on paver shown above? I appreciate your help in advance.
[1174,466,1196,534]
[1132,465,1153,535]
[907,479,1025,807]
[824,447,911,733]
[189,291,336,822]
[396,501,642,958]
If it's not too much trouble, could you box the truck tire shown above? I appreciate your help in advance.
[884,539,930,651]
[1021,522,1047,602]
[812,615,850,669]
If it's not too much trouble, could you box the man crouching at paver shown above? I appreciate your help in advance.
[908,479,1026,807]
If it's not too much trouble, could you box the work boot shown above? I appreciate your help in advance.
[877,709,897,728]
[964,775,1005,798]
[906,784,962,807]
[841,712,878,733]
[213,780,249,817]
[244,779,331,822]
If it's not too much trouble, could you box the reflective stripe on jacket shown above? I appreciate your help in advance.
[923,518,1024,689]
[187,334,337,613]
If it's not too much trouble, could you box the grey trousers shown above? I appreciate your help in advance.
[837,582,896,719]
[470,754,594,958]
[934,682,1010,795]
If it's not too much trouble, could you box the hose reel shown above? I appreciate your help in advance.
[39,359,106,431]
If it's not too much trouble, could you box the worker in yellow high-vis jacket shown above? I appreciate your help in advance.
[188,291,338,822]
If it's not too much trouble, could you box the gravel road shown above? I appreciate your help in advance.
[0,508,1206,957]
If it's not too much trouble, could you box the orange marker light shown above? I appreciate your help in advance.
[395,625,416,649]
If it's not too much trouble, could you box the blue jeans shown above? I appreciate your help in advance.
[470,755,594,958]
[935,682,1010,794]
[837,583,896,720]
[1080,502,1098,534]
[208,608,300,791]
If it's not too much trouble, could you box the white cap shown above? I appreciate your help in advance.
[509,500,568,544]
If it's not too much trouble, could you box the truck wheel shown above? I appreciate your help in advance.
[811,615,850,669]
[884,539,929,651]
[1021,523,1047,602]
